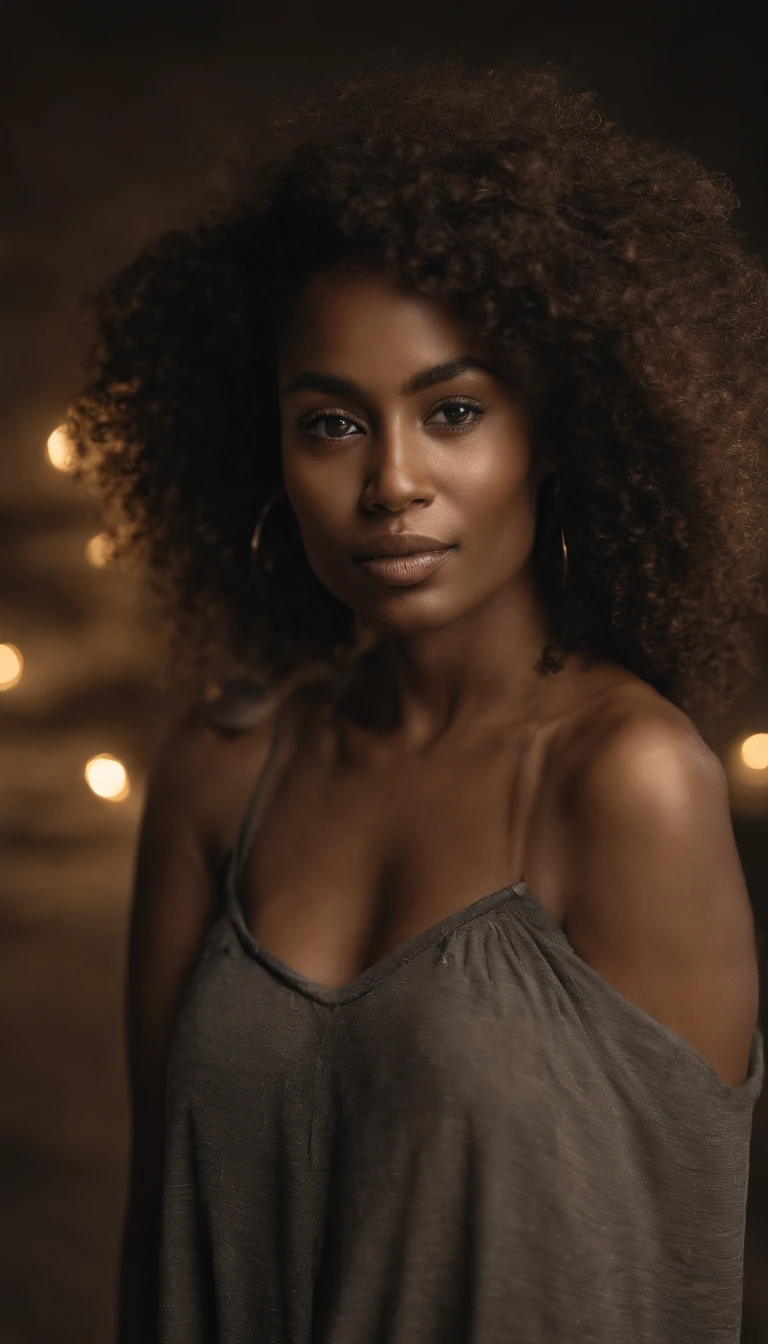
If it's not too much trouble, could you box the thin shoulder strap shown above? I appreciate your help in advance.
[507,721,549,887]
[227,701,287,889]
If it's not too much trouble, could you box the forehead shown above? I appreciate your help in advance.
[278,269,486,374]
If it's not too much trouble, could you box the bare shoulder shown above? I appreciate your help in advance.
[536,673,710,890]
[553,676,759,1087]
[563,677,723,814]
[160,669,340,868]
[143,677,283,870]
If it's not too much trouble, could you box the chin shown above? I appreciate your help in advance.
[358,597,463,638]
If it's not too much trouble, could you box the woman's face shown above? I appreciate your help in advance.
[278,268,548,638]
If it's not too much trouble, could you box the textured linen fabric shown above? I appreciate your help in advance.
[159,709,764,1343]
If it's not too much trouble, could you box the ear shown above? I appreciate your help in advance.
[533,461,557,491]
[529,429,557,487]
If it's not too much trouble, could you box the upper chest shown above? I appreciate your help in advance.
[231,705,573,990]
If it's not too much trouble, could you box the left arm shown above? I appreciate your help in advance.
[564,712,760,1088]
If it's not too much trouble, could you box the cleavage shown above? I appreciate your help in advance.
[235,732,528,991]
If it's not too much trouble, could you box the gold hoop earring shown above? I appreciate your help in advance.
[250,483,286,575]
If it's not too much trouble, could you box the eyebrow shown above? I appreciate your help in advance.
[281,355,504,400]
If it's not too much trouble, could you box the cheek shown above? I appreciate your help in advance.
[282,467,353,576]
[470,501,538,582]
[448,464,539,592]
[450,441,535,538]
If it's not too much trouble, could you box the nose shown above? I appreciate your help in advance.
[359,422,435,514]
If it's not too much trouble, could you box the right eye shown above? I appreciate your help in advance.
[298,411,363,441]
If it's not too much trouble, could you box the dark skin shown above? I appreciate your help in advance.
[278,265,554,744]
[237,267,756,1080]
[118,267,759,1343]
[263,269,607,940]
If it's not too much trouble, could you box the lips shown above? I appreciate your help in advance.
[354,546,457,587]
[353,532,454,561]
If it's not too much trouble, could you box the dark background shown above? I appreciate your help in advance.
[2,3,767,1340]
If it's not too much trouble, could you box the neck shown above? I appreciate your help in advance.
[338,573,565,749]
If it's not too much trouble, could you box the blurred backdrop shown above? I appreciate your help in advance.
[1,2,767,1340]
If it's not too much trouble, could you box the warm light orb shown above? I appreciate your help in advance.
[741,734,768,771]
[85,754,130,801]
[0,643,23,690]
[85,532,113,568]
[46,425,75,472]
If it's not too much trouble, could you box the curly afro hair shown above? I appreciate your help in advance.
[68,56,768,716]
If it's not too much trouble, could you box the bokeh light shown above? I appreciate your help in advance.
[84,753,130,801]
[0,643,23,690]
[46,425,75,472]
[85,532,114,568]
[741,734,768,771]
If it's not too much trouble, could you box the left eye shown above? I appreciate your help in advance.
[428,401,483,426]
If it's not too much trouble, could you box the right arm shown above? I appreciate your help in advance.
[116,675,311,1341]
[116,704,224,1344]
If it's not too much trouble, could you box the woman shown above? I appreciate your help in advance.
[70,58,766,1343]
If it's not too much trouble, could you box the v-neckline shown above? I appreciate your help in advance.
[221,679,561,1005]
[225,873,550,1005]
